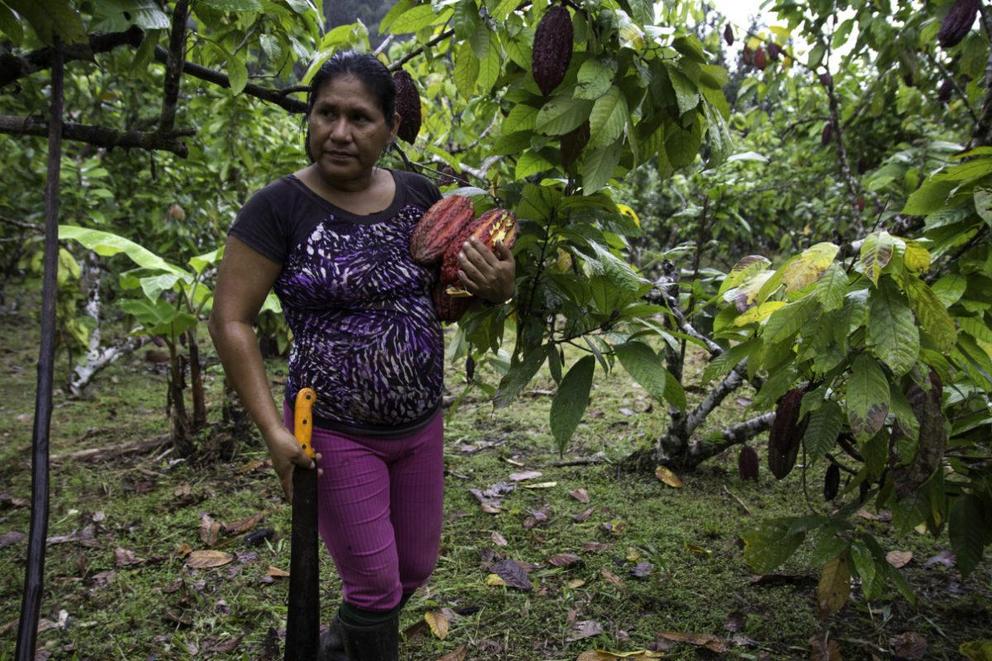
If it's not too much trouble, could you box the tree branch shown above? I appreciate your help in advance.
[158,0,190,133]
[686,411,776,463]
[388,29,455,72]
[684,361,748,435]
[0,27,144,89]
[0,116,194,156]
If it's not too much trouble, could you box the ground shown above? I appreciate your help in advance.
[0,285,989,660]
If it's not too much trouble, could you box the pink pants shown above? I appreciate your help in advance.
[284,405,445,612]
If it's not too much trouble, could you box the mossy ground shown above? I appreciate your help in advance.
[0,286,989,660]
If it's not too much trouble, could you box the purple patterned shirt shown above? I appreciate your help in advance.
[229,170,444,436]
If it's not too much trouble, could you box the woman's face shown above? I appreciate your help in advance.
[307,74,398,185]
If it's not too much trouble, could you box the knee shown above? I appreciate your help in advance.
[399,554,438,590]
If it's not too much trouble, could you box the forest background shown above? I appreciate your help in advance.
[0,0,990,659]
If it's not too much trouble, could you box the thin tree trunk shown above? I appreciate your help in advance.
[16,37,63,661]
[187,329,206,431]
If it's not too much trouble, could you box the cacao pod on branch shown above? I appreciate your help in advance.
[937,0,979,48]
[768,388,808,480]
[754,48,767,70]
[532,4,573,96]
[560,121,590,169]
[723,24,734,46]
[393,69,422,143]
[821,122,833,146]
[738,446,759,481]
[889,371,946,498]
[824,463,840,501]
[937,79,955,103]
[767,43,782,61]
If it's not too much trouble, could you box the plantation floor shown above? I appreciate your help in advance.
[1,287,990,660]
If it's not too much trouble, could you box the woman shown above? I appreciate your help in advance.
[208,51,514,661]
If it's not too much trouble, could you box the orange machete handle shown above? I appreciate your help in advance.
[294,387,316,460]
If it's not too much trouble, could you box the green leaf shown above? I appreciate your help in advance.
[453,40,479,94]
[975,189,992,227]
[0,2,24,45]
[588,86,627,148]
[815,264,849,312]
[665,64,700,115]
[199,0,261,9]
[780,242,839,293]
[859,232,895,286]
[614,341,683,410]
[718,255,772,297]
[227,53,248,95]
[803,400,844,460]
[807,42,826,69]
[949,495,988,577]
[579,141,622,193]
[575,59,614,100]
[515,151,553,179]
[385,2,436,34]
[764,297,814,344]
[378,0,413,32]
[6,0,87,45]
[502,103,538,134]
[701,339,755,384]
[59,226,189,279]
[119,299,197,337]
[849,541,884,599]
[846,354,891,441]
[742,520,805,574]
[902,178,956,215]
[904,276,957,352]
[868,281,919,376]
[494,349,546,409]
[535,97,593,136]
[550,356,596,453]
[474,30,500,94]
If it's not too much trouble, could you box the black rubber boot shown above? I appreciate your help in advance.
[338,614,399,661]
[317,616,349,661]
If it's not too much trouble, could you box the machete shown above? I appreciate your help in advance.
[285,387,319,660]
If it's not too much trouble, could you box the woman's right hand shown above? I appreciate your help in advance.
[264,426,321,503]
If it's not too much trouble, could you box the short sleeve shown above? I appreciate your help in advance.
[228,188,288,264]
[397,170,442,210]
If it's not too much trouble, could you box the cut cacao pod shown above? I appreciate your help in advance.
[440,208,518,297]
[410,195,475,265]
[432,280,472,323]
[738,446,759,481]
[767,388,808,480]
[823,463,840,501]
[393,69,422,143]
[938,0,979,48]
[532,4,573,96]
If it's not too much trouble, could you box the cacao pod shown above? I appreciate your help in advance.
[437,165,460,187]
[532,4,573,96]
[409,195,475,265]
[440,207,518,296]
[937,79,954,102]
[819,72,833,88]
[432,279,472,323]
[753,48,767,71]
[738,446,759,481]
[821,122,833,146]
[890,370,946,498]
[742,45,753,66]
[393,70,422,144]
[823,463,840,501]
[767,388,808,480]
[560,121,590,169]
[938,0,979,48]
[767,43,782,62]
[723,24,734,46]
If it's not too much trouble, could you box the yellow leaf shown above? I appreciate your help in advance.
[617,204,640,227]
[817,553,851,619]
[626,547,642,562]
[655,466,684,488]
[522,481,558,489]
[424,610,450,640]
[485,573,506,587]
[567,578,587,589]
[577,651,664,660]
[780,242,840,293]
[186,550,233,569]
[734,301,786,326]
[904,241,931,273]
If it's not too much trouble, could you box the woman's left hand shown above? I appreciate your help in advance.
[456,237,515,304]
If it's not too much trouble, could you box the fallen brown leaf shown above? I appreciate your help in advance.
[199,512,221,546]
[568,620,604,642]
[425,610,450,639]
[658,631,727,654]
[889,631,927,659]
[809,635,842,660]
[577,651,663,660]
[490,558,533,591]
[570,488,590,503]
[548,552,582,567]
[0,531,25,548]
[655,466,684,488]
[224,512,265,536]
[886,550,912,569]
[436,645,467,661]
[114,547,144,567]
[600,568,623,586]
[509,470,542,482]
[630,562,653,579]
[567,578,586,589]
[267,565,290,578]
[583,541,610,553]
[491,531,508,547]
[186,550,233,569]
[573,507,595,523]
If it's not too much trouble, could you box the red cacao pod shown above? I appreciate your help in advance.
[823,463,840,501]
[742,45,753,66]
[768,388,808,480]
[937,79,954,102]
[410,195,475,265]
[532,4,573,96]
[938,0,979,48]
[821,122,833,146]
[723,24,734,46]
[432,279,472,323]
[754,48,767,70]
[440,208,518,296]
[738,446,759,481]
[819,72,833,87]
[393,69,422,144]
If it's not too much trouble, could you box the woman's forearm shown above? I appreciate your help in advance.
[209,319,284,441]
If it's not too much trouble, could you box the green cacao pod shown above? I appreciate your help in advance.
[767,388,808,480]
[393,69,422,143]
[823,463,840,501]
[410,195,474,265]
[560,121,590,169]
[531,4,573,96]
[738,446,759,481]
[938,0,979,48]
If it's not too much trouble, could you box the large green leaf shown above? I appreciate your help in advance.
[385,2,436,33]
[575,59,614,100]
[119,299,197,337]
[903,276,957,352]
[664,63,700,115]
[550,356,596,453]
[588,86,628,148]
[453,40,479,94]
[815,263,849,312]
[535,97,593,136]
[949,494,990,577]
[579,141,623,193]
[6,0,87,45]
[859,232,895,286]
[868,281,919,376]
[846,354,890,441]
[742,520,805,574]
[803,400,844,459]
[614,341,683,410]
[59,226,190,279]
[494,348,546,409]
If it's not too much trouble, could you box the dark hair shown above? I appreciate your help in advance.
[306,51,396,127]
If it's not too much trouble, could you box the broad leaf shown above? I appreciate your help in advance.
[550,356,596,453]
[846,355,890,441]
[867,281,919,376]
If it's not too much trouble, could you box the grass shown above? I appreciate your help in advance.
[0,284,990,660]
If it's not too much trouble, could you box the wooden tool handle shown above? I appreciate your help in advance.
[294,387,316,460]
